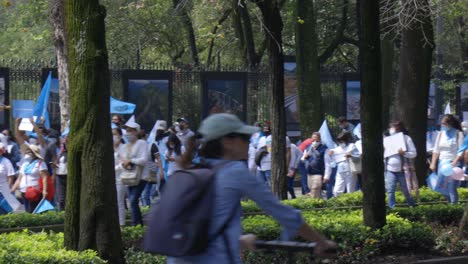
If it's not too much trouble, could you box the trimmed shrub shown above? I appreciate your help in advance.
[390,204,465,225]
[0,211,64,229]
[0,230,105,264]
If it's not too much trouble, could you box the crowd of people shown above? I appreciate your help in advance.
[0,112,466,221]
[249,114,468,209]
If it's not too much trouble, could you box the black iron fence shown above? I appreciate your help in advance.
[1,59,350,136]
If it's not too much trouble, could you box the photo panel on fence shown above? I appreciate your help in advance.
[284,58,300,137]
[122,70,172,132]
[201,72,248,122]
[345,80,361,122]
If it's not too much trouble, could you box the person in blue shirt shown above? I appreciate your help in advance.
[167,113,336,264]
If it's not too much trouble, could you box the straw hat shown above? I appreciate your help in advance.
[23,144,44,160]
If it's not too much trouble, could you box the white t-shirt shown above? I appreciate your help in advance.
[114,144,126,184]
[165,146,185,177]
[257,136,291,171]
[433,130,464,161]
[0,157,15,187]
[19,159,48,192]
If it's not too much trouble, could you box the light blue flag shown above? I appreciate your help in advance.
[33,72,52,129]
[33,198,55,214]
[110,97,136,114]
[318,120,336,149]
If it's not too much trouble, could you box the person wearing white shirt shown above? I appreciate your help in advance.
[164,134,185,178]
[0,143,18,214]
[384,122,416,208]
[328,132,360,197]
[120,121,149,226]
[113,128,127,227]
[430,115,464,204]
[256,126,272,187]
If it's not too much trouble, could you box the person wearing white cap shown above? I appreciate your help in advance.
[167,113,336,263]
[117,117,148,225]
[10,144,50,213]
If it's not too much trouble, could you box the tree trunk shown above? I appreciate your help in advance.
[256,0,287,199]
[359,0,386,228]
[381,38,394,126]
[173,0,199,67]
[63,1,124,263]
[50,0,70,132]
[396,0,434,185]
[296,0,322,136]
[380,0,396,127]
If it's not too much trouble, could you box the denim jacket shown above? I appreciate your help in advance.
[167,159,304,264]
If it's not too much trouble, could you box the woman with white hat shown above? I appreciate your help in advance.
[10,144,50,213]
[118,117,148,225]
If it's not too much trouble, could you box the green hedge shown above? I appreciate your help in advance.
[241,187,468,214]
[390,204,465,225]
[0,208,443,264]
[118,210,435,263]
[1,187,466,229]
[0,230,105,264]
[0,211,64,229]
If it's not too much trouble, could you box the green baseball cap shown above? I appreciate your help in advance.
[198,113,259,141]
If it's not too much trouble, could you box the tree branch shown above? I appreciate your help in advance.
[207,8,232,67]
[319,0,349,65]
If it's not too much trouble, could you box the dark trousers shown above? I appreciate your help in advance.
[127,180,147,226]
[298,161,310,195]
[56,174,67,211]
[287,176,296,199]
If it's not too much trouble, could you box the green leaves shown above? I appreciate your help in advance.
[0,230,106,264]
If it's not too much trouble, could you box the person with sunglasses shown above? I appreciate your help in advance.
[168,113,336,264]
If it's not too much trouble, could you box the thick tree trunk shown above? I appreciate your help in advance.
[381,38,394,126]
[173,0,199,66]
[234,0,262,123]
[256,0,287,199]
[359,0,386,228]
[63,1,124,263]
[380,0,396,127]
[396,0,434,185]
[296,0,322,136]
[50,0,70,132]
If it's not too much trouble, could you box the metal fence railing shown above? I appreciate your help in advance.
[1,59,349,136]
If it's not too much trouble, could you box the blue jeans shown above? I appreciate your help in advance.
[141,182,157,207]
[127,180,147,225]
[257,170,271,187]
[437,160,460,204]
[297,161,310,194]
[287,176,296,199]
[385,171,416,208]
[325,168,337,199]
